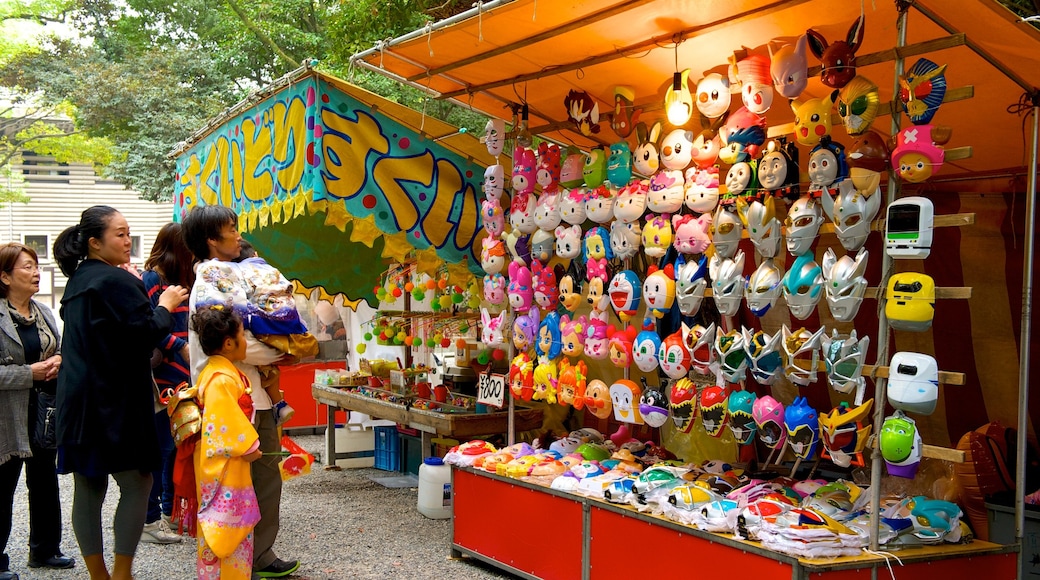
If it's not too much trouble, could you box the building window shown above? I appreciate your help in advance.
[23,235,49,259]
[131,235,142,259]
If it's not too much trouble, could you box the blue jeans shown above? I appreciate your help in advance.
[146,410,175,523]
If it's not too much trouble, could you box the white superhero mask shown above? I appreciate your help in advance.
[784,195,824,256]
[820,330,870,399]
[821,180,882,252]
[821,248,869,322]
[782,252,824,320]
[737,195,782,259]
[675,254,708,316]
[708,250,746,317]
[782,325,825,386]
[742,328,784,386]
[711,204,744,259]
[744,258,782,317]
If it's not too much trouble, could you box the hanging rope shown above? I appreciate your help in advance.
[425,21,435,57]
[478,1,485,42]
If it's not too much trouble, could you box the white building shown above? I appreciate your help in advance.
[1,151,175,314]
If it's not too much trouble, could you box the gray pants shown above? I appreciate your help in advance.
[72,470,152,557]
[252,409,283,570]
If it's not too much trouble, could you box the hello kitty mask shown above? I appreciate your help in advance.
[614,181,648,223]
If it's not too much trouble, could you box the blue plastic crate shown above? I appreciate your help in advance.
[374,426,400,471]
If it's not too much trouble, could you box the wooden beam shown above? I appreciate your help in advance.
[406,0,659,82]
[870,211,975,232]
[945,146,974,161]
[805,33,967,77]
[437,0,813,100]
[922,444,966,463]
[793,359,966,385]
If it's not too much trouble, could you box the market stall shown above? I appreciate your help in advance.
[348,0,1040,576]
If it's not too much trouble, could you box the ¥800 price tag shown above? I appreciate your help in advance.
[477,371,506,408]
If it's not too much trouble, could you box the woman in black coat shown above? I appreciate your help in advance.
[53,206,187,580]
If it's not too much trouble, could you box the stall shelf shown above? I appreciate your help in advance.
[452,467,1016,580]
[312,384,542,467]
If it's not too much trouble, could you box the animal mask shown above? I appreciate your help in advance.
[480,307,507,349]
[507,261,533,313]
[584,275,609,314]
[533,191,562,232]
[483,164,505,200]
[584,312,610,361]
[512,146,537,196]
[672,213,712,255]
[642,214,673,259]
[719,107,768,164]
[564,89,601,136]
[509,191,537,235]
[585,185,616,224]
[899,58,947,125]
[891,124,949,183]
[791,90,839,147]
[505,230,531,267]
[608,270,642,323]
[769,35,809,98]
[609,219,641,261]
[583,148,608,188]
[660,128,696,172]
[633,122,662,176]
[554,224,583,260]
[560,188,588,225]
[607,141,633,188]
[482,119,506,157]
[807,15,866,89]
[838,75,880,135]
[695,73,733,119]
[611,86,642,138]
[558,264,584,314]
[530,229,554,265]
[684,164,720,214]
[536,142,562,193]
[648,169,686,214]
[481,197,506,238]
[532,261,560,311]
[730,52,774,114]
[614,181,648,223]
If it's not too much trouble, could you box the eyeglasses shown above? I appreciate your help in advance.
[7,263,40,273]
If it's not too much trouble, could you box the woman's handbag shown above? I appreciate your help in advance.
[167,382,202,446]
[33,390,57,450]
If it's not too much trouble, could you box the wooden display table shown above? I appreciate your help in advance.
[312,384,543,467]
[451,467,1017,580]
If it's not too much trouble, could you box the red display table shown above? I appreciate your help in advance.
[451,467,1017,580]
[279,361,347,429]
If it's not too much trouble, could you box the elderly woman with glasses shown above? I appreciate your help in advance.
[0,243,74,580]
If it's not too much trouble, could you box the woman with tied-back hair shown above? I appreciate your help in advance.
[53,206,188,580]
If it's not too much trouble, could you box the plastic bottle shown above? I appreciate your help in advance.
[417,457,452,519]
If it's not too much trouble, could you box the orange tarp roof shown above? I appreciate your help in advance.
[352,0,1040,180]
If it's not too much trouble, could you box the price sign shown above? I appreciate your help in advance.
[477,371,506,408]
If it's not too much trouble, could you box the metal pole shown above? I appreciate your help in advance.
[1016,98,1038,580]
[868,4,908,552]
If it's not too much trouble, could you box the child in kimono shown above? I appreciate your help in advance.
[191,307,263,579]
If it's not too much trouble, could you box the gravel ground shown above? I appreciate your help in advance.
[5,434,515,579]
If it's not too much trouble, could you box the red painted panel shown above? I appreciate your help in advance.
[454,469,583,580]
[807,569,872,580]
[588,506,793,580]
[899,552,1016,579]
[279,361,347,429]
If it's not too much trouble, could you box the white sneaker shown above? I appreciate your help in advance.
[274,400,295,426]
[141,518,182,544]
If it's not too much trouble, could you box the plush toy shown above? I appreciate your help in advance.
[584,275,609,314]
[609,219,641,261]
[820,329,870,397]
[757,137,799,199]
[687,323,716,376]
[782,252,824,320]
[695,73,733,120]
[509,352,534,401]
[633,320,662,373]
[507,261,533,313]
[608,269,642,323]
[533,191,562,232]
[820,180,882,251]
[753,395,787,450]
[584,310,611,361]
[785,397,820,460]
[639,380,670,428]
[708,250,746,317]
[560,314,588,358]
[736,195,782,259]
[553,224,582,261]
[483,273,505,305]
[607,141,633,188]
[483,119,506,158]
[584,379,613,419]
[530,229,554,266]
[847,130,890,194]
[643,263,676,319]
[769,35,809,98]
[714,329,748,383]
[505,230,531,267]
[784,195,824,256]
[560,188,588,225]
[557,358,588,409]
[608,325,638,369]
[791,90,839,147]
[675,253,708,316]
[782,325,825,386]
[728,390,759,444]
[837,75,880,135]
[730,52,774,114]
[564,89,601,136]
[642,214,673,259]
[891,124,950,183]
[719,106,768,164]
[819,399,873,467]
[700,386,729,437]
[610,379,644,425]
[711,203,745,259]
[611,86,642,139]
[659,323,692,380]
[669,377,697,433]
[743,328,783,386]
[532,260,560,311]
[583,226,613,283]
[560,147,585,189]
[633,121,662,177]
[532,359,559,404]
[648,168,686,214]
[483,164,505,200]
[536,310,563,363]
[512,307,540,353]
[585,185,615,224]
[614,181,649,223]
[509,190,537,235]
[481,197,506,238]
[745,259,783,317]
[671,214,712,256]
[899,58,947,125]
[558,265,584,314]
[807,136,849,197]
[723,159,758,199]
[583,147,608,188]
[807,15,866,89]
[821,248,869,322]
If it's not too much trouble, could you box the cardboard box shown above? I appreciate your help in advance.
[334,424,375,468]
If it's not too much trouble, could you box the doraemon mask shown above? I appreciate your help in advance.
[695,73,732,120]
[821,248,868,322]
[614,181,648,223]
[482,119,506,157]
[880,411,922,479]
[821,180,881,252]
[609,220,641,261]
[785,195,824,256]
[708,251,746,317]
[659,324,692,380]
[675,253,708,316]
[633,324,662,373]
[753,395,787,450]
[737,195,782,259]
[699,385,729,437]
[782,325,824,386]
[608,270,642,323]
[807,137,849,195]
[745,259,782,317]
[686,323,716,375]
[821,329,870,398]
[838,75,880,135]
[669,378,697,433]
[714,329,748,383]
[784,397,819,460]
[483,164,505,200]
[820,399,873,468]
[742,328,783,386]
[727,390,758,445]
[711,204,745,259]
[899,58,947,126]
[585,185,616,224]
[782,252,824,320]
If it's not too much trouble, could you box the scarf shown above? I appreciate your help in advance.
[9,301,57,361]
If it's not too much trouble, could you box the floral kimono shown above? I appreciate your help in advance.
[194,355,261,579]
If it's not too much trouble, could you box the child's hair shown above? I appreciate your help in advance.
[191,306,243,356]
